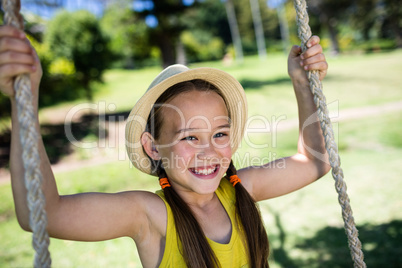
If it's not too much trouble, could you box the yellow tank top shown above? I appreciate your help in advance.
[155,178,249,267]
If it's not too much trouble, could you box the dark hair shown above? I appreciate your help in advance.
[226,161,270,267]
[146,79,269,267]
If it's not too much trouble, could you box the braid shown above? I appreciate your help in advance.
[226,161,270,267]
[157,165,220,268]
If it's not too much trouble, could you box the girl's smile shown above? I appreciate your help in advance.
[189,165,220,178]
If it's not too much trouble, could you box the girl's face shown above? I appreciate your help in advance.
[154,90,232,195]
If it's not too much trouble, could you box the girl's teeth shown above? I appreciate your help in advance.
[193,166,216,175]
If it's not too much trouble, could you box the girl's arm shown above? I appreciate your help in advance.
[1,26,163,242]
[239,36,331,201]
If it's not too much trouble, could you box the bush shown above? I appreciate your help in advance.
[360,39,397,52]
[26,36,85,108]
[181,30,225,62]
[45,10,112,100]
[0,34,80,118]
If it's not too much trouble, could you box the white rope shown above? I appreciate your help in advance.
[292,0,366,267]
[2,0,51,267]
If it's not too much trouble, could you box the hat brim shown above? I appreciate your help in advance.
[125,67,247,176]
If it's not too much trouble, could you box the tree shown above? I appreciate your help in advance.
[382,0,402,47]
[0,9,87,117]
[135,0,198,67]
[234,0,279,54]
[350,0,378,41]
[100,1,153,68]
[180,0,233,62]
[184,0,232,45]
[224,0,244,61]
[348,0,401,49]
[45,10,111,100]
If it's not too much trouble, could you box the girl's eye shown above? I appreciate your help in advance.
[181,136,197,141]
[214,132,228,138]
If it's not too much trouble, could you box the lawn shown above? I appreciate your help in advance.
[38,49,402,123]
[1,50,402,267]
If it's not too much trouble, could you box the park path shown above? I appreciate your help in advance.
[1,100,401,185]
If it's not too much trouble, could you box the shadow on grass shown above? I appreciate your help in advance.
[270,211,298,267]
[0,111,131,167]
[272,220,402,267]
[239,77,291,90]
[239,74,344,91]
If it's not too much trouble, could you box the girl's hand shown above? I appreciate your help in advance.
[288,35,328,84]
[0,25,42,98]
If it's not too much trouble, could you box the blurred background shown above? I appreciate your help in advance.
[0,0,401,267]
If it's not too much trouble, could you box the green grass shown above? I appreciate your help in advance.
[1,50,402,267]
[37,50,402,123]
[2,110,401,267]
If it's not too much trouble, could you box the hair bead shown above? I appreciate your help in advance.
[229,175,241,187]
[159,177,171,189]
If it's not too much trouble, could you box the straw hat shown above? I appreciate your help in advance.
[125,64,248,176]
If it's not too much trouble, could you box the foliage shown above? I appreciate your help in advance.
[135,0,194,67]
[349,0,379,41]
[305,0,401,52]
[175,0,234,62]
[45,10,112,100]
[100,2,155,69]
[28,35,87,108]
[306,0,351,53]
[181,30,225,63]
[1,0,402,119]
[1,6,87,114]
[0,33,81,117]
[349,0,401,47]
[181,0,231,45]
[48,57,75,75]
[381,0,402,47]
[354,38,397,52]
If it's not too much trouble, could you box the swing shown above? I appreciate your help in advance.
[2,0,366,267]
[2,0,51,267]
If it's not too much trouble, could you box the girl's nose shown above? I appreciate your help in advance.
[196,143,218,160]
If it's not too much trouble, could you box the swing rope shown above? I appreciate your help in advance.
[3,0,51,267]
[293,0,366,267]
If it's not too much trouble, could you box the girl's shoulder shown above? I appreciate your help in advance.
[120,191,167,238]
[123,190,166,211]
[134,190,167,227]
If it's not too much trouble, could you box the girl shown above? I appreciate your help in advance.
[0,24,329,267]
